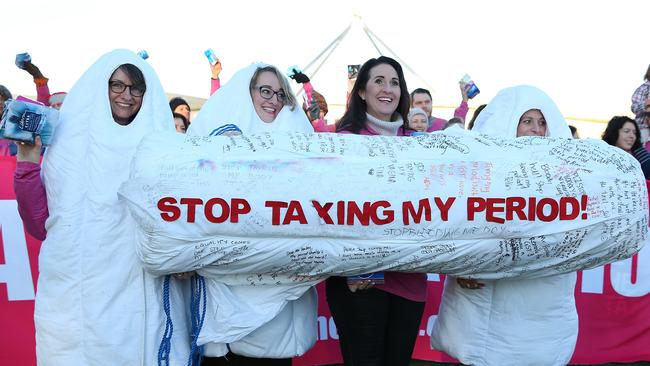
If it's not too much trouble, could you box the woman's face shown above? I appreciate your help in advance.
[174,117,187,133]
[359,63,401,121]
[174,105,191,121]
[251,71,285,123]
[517,109,547,137]
[616,121,638,152]
[409,114,428,132]
[108,68,144,125]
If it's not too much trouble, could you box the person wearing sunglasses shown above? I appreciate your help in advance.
[13,50,190,365]
[189,64,315,365]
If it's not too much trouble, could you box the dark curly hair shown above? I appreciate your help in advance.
[602,116,641,151]
[336,56,410,134]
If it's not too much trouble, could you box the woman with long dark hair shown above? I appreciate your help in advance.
[602,115,650,179]
[328,56,424,366]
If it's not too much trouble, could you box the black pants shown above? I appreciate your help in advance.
[201,353,291,366]
[325,276,425,366]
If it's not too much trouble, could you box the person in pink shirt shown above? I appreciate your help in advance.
[410,86,468,132]
[19,59,67,109]
[288,69,336,132]
[13,136,47,240]
[304,90,335,132]
[327,56,426,366]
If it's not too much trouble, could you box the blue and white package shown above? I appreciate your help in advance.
[0,98,59,145]
[15,52,31,69]
[460,74,480,99]
[204,48,219,65]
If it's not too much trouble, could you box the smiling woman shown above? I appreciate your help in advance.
[335,56,411,135]
[602,116,650,179]
[516,109,547,137]
[188,62,311,135]
[249,65,296,123]
[12,49,185,366]
[328,56,424,366]
[108,64,146,125]
[185,62,315,365]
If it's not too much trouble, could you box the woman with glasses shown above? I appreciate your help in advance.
[326,56,423,366]
[191,62,311,135]
[189,63,315,365]
[13,49,190,365]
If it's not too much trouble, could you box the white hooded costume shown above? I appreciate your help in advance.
[187,63,317,358]
[431,85,578,366]
[36,49,190,365]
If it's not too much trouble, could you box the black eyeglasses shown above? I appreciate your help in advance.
[109,80,146,97]
[255,85,286,103]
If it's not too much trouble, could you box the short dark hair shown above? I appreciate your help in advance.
[410,88,432,106]
[169,97,190,113]
[645,65,650,81]
[602,116,641,151]
[336,56,410,133]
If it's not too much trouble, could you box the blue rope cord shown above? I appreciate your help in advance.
[188,274,207,366]
[158,275,174,366]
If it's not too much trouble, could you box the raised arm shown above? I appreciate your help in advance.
[14,137,48,240]
[209,60,222,96]
[454,82,469,120]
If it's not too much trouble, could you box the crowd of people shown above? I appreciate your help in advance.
[1,50,649,366]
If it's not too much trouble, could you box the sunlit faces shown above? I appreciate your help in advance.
[251,71,285,123]
[411,92,432,117]
[616,121,638,152]
[359,63,401,121]
[409,114,428,132]
[517,109,547,137]
[108,68,144,125]
[174,104,191,121]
